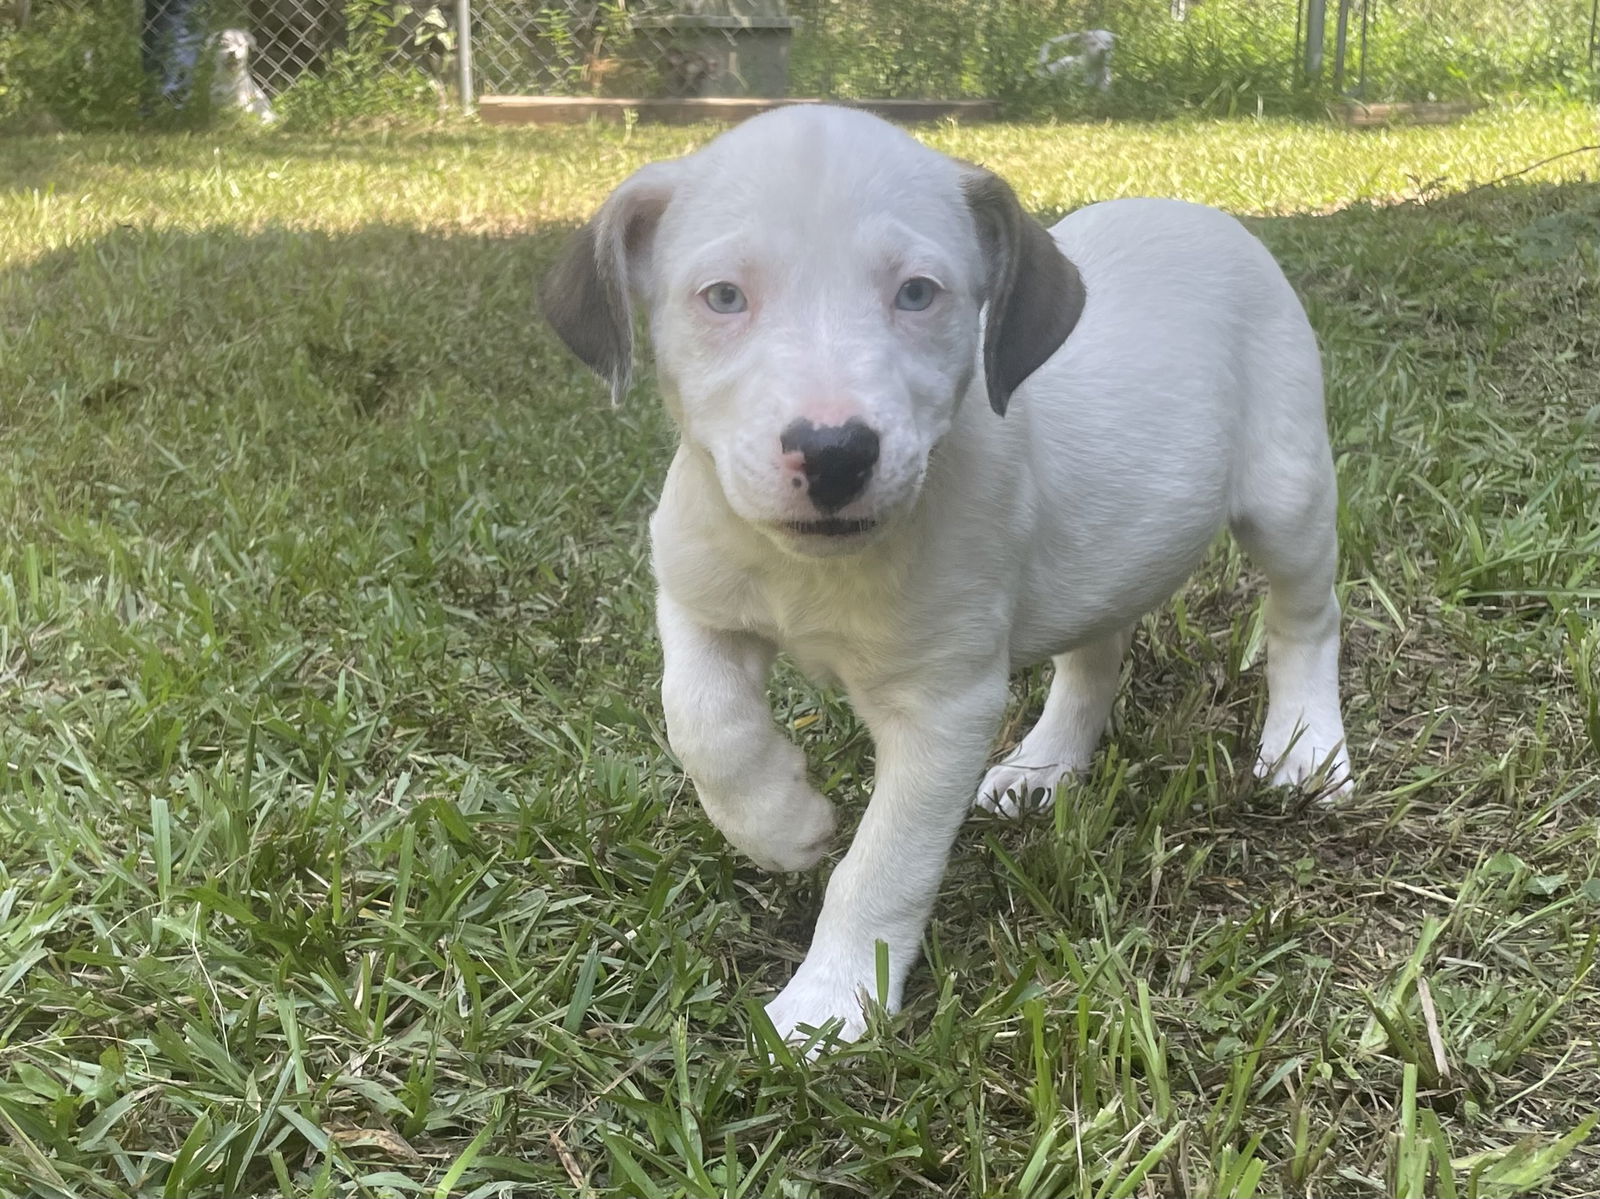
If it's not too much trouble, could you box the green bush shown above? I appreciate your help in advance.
[272,0,452,128]
[0,0,157,130]
[1088,0,1306,115]
[789,0,986,97]
[787,0,1597,117]
[1356,0,1598,102]
[272,52,445,129]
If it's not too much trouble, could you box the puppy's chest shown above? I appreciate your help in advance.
[674,558,907,684]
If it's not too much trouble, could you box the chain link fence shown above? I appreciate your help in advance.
[470,1,799,100]
[2,0,1596,127]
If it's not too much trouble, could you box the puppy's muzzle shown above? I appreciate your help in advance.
[779,418,880,514]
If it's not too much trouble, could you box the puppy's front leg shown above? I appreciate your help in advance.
[765,665,1008,1047]
[659,593,837,872]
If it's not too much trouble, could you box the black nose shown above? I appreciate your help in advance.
[780,418,880,514]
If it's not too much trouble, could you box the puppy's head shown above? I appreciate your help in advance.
[541,105,1084,557]
[213,28,256,71]
[1080,30,1116,57]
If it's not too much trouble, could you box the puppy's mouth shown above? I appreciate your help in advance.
[783,517,877,538]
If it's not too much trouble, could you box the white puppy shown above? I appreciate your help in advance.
[1037,30,1116,92]
[210,28,276,124]
[541,105,1352,1048]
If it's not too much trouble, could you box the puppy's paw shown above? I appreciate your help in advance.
[974,760,1077,818]
[708,775,837,873]
[1255,727,1353,802]
[764,970,873,1057]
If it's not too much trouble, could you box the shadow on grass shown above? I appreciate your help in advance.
[2,174,1594,400]
[0,220,588,412]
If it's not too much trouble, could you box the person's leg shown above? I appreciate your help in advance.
[142,0,203,105]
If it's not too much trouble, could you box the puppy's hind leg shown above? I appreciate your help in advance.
[1231,426,1353,797]
[975,626,1131,817]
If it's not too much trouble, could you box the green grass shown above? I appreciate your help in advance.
[1,105,1598,1197]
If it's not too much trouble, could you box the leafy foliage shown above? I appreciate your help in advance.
[3,0,1596,130]
[271,0,450,129]
[0,0,158,130]
[789,0,1598,115]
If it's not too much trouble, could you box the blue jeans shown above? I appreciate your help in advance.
[142,0,203,104]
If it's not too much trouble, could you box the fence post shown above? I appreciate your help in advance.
[456,0,475,113]
[1304,0,1326,81]
[1589,0,1599,88]
[1356,0,1370,98]
[1332,0,1352,92]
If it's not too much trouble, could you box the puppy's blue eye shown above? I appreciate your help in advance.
[703,282,747,314]
[895,277,938,311]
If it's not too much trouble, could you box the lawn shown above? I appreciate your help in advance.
[1,105,1597,1198]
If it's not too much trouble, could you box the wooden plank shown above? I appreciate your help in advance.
[478,95,999,127]
[1335,100,1478,128]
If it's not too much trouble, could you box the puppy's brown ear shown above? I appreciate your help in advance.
[963,168,1085,416]
[539,161,679,405]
